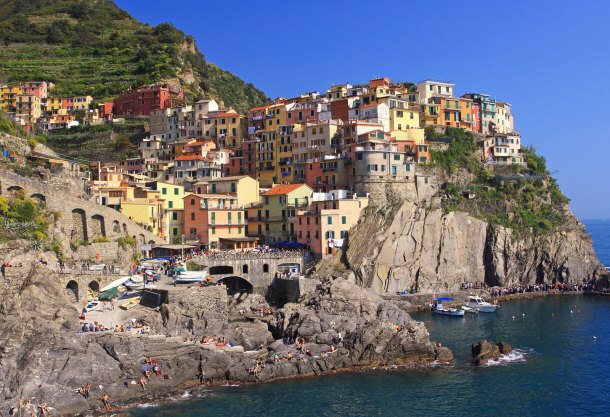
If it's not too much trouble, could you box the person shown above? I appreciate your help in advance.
[84,383,90,398]
[145,369,152,380]
[198,371,205,384]
[99,393,111,411]
[139,377,147,390]
[37,402,50,416]
[153,364,161,376]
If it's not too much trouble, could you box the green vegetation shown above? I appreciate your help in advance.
[116,236,135,250]
[430,128,569,236]
[0,112,36,140]
[92,236,110,243]
[0,190,50,242]
[44,119,146,162]
[186,262,205,271]
[0,0,268,112]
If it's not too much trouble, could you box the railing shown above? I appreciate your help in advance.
[194,250,307,261]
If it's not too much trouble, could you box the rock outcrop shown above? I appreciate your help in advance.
[346,201,606,293]
[0,271,449,415]
[471,340,513,365]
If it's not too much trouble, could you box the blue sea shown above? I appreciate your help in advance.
[128,220,610,417]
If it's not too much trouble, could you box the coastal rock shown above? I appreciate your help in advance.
[346,201,606,293]
[471,340,512,365]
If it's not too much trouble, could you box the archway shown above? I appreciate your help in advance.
[88,280,100,300]
[66,280,79,303]
[71,208,88,241]
[113,220,121,234]
[122,223,128,235]
[242,264,248,274]
[218,276,253,294]
[7,186,24,197]
[91,214,106,238]
[30,193,46,204]
[210,265,233,275]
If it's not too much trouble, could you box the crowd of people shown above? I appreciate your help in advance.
[489,282,597,297]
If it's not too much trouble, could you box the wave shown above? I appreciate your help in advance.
[137,403,159,408]
[180,391,192,399]
[481,348,530,367]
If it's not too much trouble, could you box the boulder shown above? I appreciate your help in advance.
[471,340,512,365]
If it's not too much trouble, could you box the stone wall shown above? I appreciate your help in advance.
[167,285,228,319]
[0,170,162,252]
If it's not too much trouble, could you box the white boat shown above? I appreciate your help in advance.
[463,295,497,313]
[100,276,131,292]
[430,298,465,317]
[173,271,207,284]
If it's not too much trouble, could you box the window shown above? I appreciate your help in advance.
[190,213,195,220]
[342,216,346,225]
[162,188,167,195]
[392,166,397,175]
[190,198,195,205]
[174,188,179,195]
[357,153,363,160]
[394,154,400,160]
[168,201,173,208]
[172,212,178,221]
[264,197,269,205]
[327,216,332,225]
[212,227,215,234]
[173,228,178,235]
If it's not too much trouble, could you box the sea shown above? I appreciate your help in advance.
[128,219,610,417]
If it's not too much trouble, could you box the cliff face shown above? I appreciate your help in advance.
[346,201,605,293]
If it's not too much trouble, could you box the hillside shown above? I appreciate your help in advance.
[0,0,268,112]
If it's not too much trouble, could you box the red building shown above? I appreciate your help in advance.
[471,102,481,132]
[98,102,114,120]
[113,84,184,116]
[23,81,48,99]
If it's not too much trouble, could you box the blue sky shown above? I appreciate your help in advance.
[115,0,610,219]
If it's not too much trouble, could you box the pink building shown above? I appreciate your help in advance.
[23,81,48,99]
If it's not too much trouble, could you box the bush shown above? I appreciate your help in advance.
[92,236,110,243]
[187,262,206,271]
[116,236,135,250]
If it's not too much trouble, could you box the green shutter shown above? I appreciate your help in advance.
[342,216,346,224]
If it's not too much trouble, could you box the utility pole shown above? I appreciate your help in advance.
[181,234,185,260]
[98,161,102,205]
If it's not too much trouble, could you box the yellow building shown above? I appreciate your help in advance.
[194,176,259,207]
[380,97,420,130]
[0,85,23,112]
[119,187,165,238]
[156,182,185,242]
[420,103,441,126]
[391,128,425,145]
[15,94,42,125]
[214,111,247,150]
[246,183,313,244]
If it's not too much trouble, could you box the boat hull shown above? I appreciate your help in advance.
[463,304,497,313]
[432,308,464,317]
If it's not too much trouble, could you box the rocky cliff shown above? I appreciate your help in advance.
[0,267,450,415]
[346,201,606,293]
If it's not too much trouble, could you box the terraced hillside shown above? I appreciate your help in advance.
[0,0,268,112]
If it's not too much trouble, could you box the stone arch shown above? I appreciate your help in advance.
[263,263,269,273]
[88,280,100,300]
[7,185,24,197]
[242,264,248,274]
[90,214,106,238]
[30,193,46,204]
[66,280,79,303]
[138,234,145,246]
[218,276,253,293]
[113,220,121,234]
[210,265,233,275]
[148,240,155,244]
[71,208,88,241]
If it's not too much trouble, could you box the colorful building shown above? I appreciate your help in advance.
[481,133,524,165]
[113,84,184,116]
[246,183,313,244]
[296,190,368,256]
[183,193,252,250]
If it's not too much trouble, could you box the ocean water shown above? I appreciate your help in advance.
[128,220,610,417]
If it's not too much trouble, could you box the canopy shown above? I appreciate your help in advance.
[99,287,118,301]
[435,297,454,301]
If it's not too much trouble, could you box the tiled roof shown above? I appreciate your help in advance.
[249,105,269,112]
[174,155,211,162]
[262,183,307,196]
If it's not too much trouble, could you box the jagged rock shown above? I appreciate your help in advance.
[471,340,512,365]
[347,201,607,293]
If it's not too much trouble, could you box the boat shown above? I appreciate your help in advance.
[173,265,208,284]
[430,298,465,316]
[120,297,141,310]
[463,295,497,313]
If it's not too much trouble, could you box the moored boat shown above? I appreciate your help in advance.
[120,297,141,310]
[463,295,497,313]
[430,298,465,317]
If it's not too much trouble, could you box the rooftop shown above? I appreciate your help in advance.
[262,183,308,196]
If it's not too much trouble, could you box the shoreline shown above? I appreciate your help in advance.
[402,290,609,313]
[86,357,450,416]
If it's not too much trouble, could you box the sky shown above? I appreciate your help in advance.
[115,0,610,219]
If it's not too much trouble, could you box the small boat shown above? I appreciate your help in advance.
[120,297,141,310]
[463,295,497,313]
[173,265,208,284]
[430,298,465,317]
